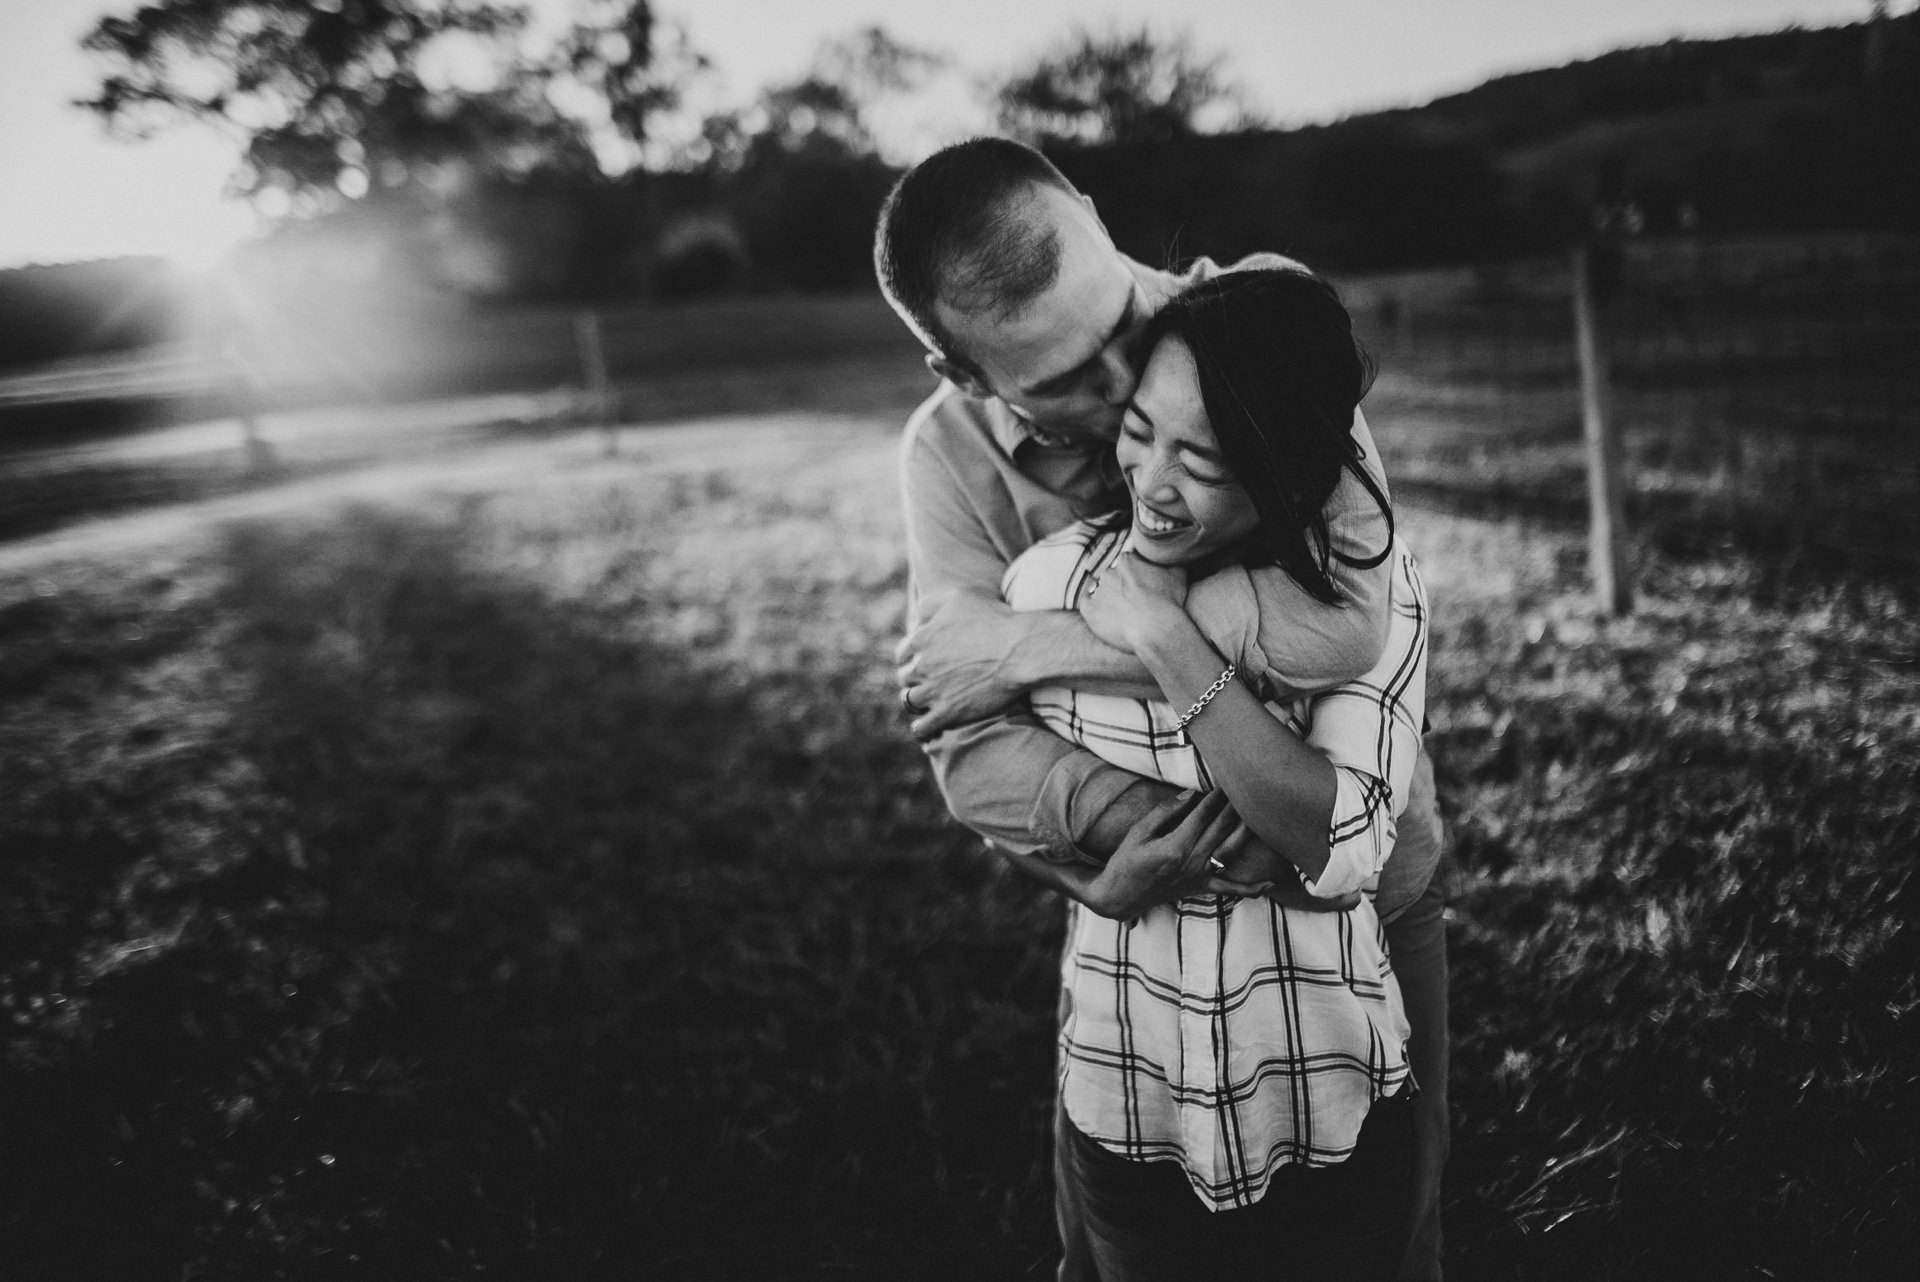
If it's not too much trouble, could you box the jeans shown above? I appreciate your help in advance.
[1057,1094,1412,1282]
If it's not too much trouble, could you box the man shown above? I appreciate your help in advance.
[874,137,1448,1281]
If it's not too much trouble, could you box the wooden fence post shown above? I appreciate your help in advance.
[574,310,616,456]
[220,332,274,474]
[1573,243,1633,617]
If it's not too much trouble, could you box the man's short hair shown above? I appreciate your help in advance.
[873,137,1081,367]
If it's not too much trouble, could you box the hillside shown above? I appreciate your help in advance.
[1057,13,1918,270]
[1392,19,1882,149]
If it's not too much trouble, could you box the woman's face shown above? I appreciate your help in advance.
[1116,333,1260,566]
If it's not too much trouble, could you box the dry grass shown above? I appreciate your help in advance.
[1,392,1916,1278]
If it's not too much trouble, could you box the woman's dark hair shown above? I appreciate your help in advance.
[1138,267,1393,604]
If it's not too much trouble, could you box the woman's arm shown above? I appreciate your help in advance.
[1133,606,1342,882]
[1083,546,1428,895]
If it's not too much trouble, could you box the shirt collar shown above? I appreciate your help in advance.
[987,402,1093,456]
[990,403,1113,462]
[986,399,1041,456]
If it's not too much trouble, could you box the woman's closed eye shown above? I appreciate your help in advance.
[1184,460,1236,487]
[1123,403,1234,486]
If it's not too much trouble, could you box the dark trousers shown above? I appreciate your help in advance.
[1055,1095,1412,1282]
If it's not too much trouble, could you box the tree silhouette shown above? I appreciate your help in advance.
[683,27,933,292]
[697,25,945,166]
[78,0,693,212]
[994,27,1250,147]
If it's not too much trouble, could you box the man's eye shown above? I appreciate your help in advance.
[1120,422,1149,443]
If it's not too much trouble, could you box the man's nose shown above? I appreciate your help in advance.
[1095,345,1137,407]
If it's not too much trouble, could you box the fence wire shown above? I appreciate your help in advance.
[1344,231,1920,589]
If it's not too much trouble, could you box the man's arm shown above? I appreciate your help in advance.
[897,589,1158,740]
[898,414,1174,862]
[899,410,1360,902]
[906,409,1398,730]
[997,788,1249,920]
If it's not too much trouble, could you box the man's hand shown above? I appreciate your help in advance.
[1083,789,1247,920]
[1216,839,1362,912]
[895,589,1035,739]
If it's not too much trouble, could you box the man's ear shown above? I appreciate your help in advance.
[1075,190,1119,246]
[927,352,994,401]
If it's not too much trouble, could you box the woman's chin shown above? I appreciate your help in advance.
[1126,529,1201,566]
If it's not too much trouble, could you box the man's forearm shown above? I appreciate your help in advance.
[1072,776,1177,862]
[900,593,1162,737]
[920,709,1164,861]
[1007,609,1159,699]
[998,846,1105,902]
[1074,777,1359,914]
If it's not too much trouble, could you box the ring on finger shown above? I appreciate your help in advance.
[1207,856,1226,872]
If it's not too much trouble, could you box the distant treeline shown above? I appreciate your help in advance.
[517,14,1920,294]
[457,12,1919,291]
[0,258,182,370]
[3,14,1914,374]
[1059,15,1920,271]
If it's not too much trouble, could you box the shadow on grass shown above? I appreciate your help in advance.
[0,394,213,450]
[0,505,1062,1281]
[0,454,290,542]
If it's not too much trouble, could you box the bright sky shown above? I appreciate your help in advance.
[0,0,1884,270]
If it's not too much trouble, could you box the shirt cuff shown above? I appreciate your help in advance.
[1027,753,1145,865]
[1302,767,1393,900]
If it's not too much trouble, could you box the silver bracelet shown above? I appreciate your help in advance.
[1176,663,1237,731]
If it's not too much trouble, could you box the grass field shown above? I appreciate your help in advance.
[2,275,1917,1278]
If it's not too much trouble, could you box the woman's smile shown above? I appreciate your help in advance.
[1133,500,1190,536]
[1117,334,1260,565]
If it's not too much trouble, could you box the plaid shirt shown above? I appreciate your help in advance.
[1002,518,1427,1209]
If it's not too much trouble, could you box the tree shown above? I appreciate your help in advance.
[79,0,692,213]
[656,27,939,293]
[695,25,945,167]
[994,26,1251,147]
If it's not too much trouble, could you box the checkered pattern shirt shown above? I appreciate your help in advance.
[1002,517,1426,1209]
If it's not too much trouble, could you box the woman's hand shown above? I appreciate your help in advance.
[1079,550,1190,655]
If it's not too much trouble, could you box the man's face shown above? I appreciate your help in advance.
[932,184,1151,443]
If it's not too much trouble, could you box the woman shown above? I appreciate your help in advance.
[998,268,1430,1280]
